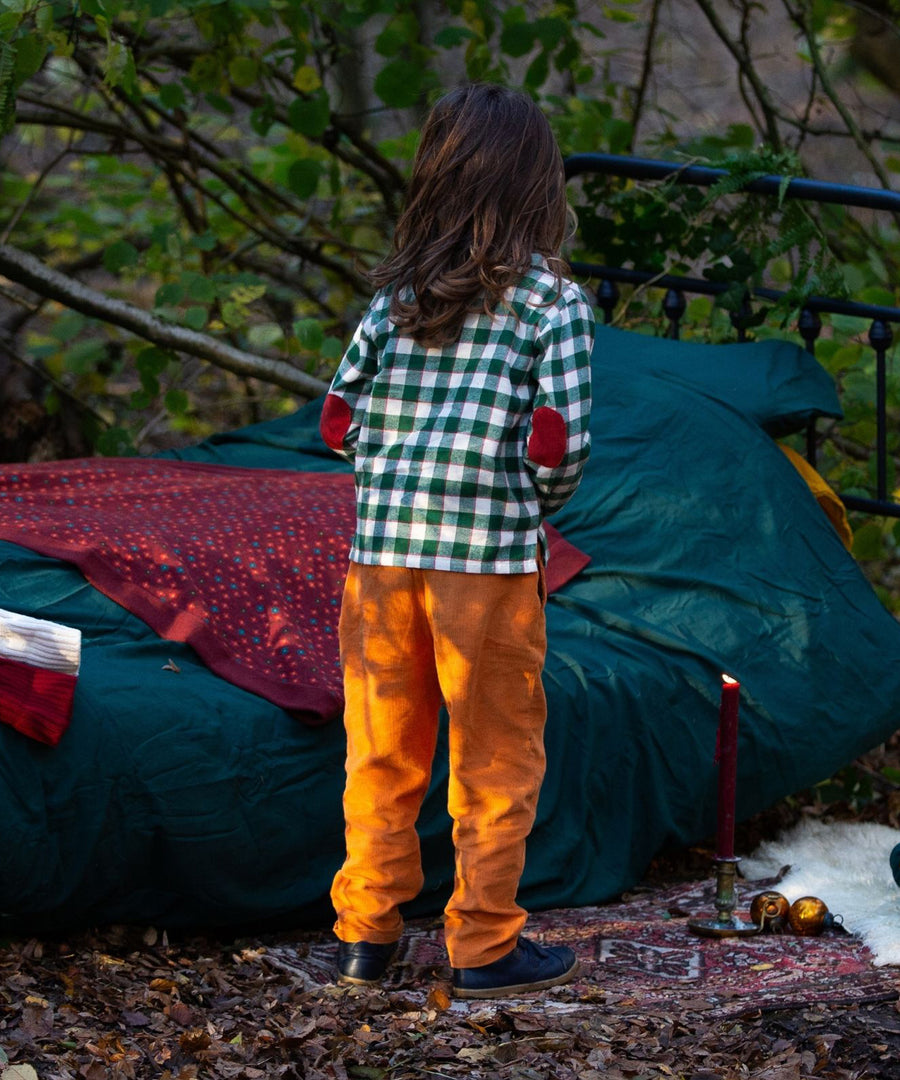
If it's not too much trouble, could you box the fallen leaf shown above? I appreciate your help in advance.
[79,1063,110,1080]
[426,987,451,1012]
[167,1000,198,1026]
[121,1010,151,1027]
[20,1002,54,1039]
[2,1067,40,1080]
[179,1027,211,1053]
[456,1046,495,1062]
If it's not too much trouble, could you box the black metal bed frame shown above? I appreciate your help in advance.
[564,152,900,519]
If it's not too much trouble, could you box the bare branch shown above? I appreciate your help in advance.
[782,0,896,191]
[0,335,109,428]
[690,0,784,149]
[14,102,374,292]
[0,243,330,397]
[629,0,662,151]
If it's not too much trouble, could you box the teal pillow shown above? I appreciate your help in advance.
[590,323,843,436]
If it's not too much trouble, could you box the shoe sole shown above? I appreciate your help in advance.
[337,972,383,986]
[336,944,399,986]
[453,957,580,999]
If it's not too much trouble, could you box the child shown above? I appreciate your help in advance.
[320,82,594,999]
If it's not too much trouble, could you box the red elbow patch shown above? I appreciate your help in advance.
[320,393,353,451]
[528,406,567,468]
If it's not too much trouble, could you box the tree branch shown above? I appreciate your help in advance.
[690,0,784,149]
[0,335,109,428]
[628,0,662,151]
[782,0,896,191]
[120,27,406,212]
[14,102,374,292]
[0,243,330,397]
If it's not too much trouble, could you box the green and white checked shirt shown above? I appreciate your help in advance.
[320,255,594,574]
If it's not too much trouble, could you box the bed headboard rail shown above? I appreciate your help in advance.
[564,153,900,519]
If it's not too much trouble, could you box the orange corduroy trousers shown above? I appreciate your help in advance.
[331,560,548,969]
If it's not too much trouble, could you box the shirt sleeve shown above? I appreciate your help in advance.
[524,286,594,517]
[319,304,380,463]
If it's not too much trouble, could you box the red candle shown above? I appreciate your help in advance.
[715,674,741,859]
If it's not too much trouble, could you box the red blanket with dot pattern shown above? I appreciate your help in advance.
[0,459,589,724]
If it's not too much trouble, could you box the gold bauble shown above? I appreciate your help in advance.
[749,891,790,930]
[787,896,831,935]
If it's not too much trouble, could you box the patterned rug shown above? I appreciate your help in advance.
[261,877,899,1019]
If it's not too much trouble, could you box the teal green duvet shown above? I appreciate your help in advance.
[1,329,897,933]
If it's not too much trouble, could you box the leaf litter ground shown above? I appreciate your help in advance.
[3,738,900,1080]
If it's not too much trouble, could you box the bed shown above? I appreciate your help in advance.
[1,155,899,935]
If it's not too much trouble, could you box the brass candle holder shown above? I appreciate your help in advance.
[688,856,759,938]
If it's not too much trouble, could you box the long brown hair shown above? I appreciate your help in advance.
[369,83,570,346]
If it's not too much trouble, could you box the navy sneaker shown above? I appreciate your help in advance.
[336,940,399,985]
[452,936,579,999]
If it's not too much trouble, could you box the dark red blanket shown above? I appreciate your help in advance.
[0,459,589,724]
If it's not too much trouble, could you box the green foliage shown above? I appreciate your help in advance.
[569,105,900,531]
[0,0,898,535]
[572,144,849,330]
[813,764,876,811]
[0,0,607,454]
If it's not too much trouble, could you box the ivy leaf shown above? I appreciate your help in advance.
[287,159,321,199]
[103,40,136,93]
[50,312,86,342]
[247,322,284,349]
[293,317,323,351]
[374,58,424,108]
[96,426,137,456]
[375,12,418,57]
[158,81,186,109]
[433,25,475,47]
[182,305,208,330]
[103,239,140,273]
[136,373,158,398]
[500,7,535,58]
[189,231,218,252]
[287,90,330,137]
[155,282,186,307]
[205,91,235,115]
[605,117,633,155]
[64,340,108,374]
[228,56,258,88]
[135,347,171,378]
[220,301,247,328]
[165,388,190,415]
[524,49,549,90]
[250,96,275,135]
[292,64,321,93]
[13,33,46,83]
[321,335,344,360]
[533,16,566,49]
[184,273,217,303]
[853,521,886,561]
[230,283,266,304]
[604,4,640,21]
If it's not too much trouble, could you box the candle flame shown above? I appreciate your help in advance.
[722,673,738,685]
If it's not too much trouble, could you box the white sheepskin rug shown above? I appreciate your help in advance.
[742,817,900,966]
